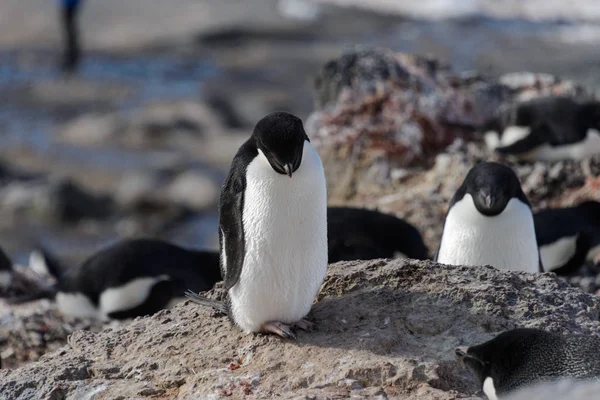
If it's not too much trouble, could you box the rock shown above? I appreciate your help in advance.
[165,171,220,211]
[507,380,600,400]
[0,179,112,224]
[115,170,164,210]
[308,47,589,200]
[60,101,228,151]
[60,114,120,146]
[0,297,109,369]
[115,168,219,212]
[1,259,599,399]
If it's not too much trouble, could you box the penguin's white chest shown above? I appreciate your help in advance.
[437,195,539,273]
[539,235,578,272]
[230,141,328,333]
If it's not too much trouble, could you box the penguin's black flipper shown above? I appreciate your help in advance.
[184,290,228,315]
[495,125,546,155]
[219,143,255,291]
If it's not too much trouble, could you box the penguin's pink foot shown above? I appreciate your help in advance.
[293,319,314,331]
[261,321,297,340]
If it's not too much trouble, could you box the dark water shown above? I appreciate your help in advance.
[0,50,219,263]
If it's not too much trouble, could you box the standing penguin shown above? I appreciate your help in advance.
[456,328,600,399]
[534,200,600,275]
[187,111,327,339]
[60,0,84,72]
[482,97,600,161]
[436,162,541,273]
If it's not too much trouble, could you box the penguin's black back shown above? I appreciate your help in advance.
[327,207,429,262]
[59,238,221,307]
[535,201,600,247]
[470,328,600,395]
[492,97,594,147]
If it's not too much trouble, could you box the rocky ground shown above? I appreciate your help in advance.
[0,46,599,398]
[2,259,600,399]
[1,1,600,398]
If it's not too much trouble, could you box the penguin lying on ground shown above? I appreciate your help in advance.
[437,162,542,273]
[186,111,328,339]
[327,207,429,262]
[482,97,600,161]
[29,238,221,319]
[456,328,600,400]
[534,200,600,275]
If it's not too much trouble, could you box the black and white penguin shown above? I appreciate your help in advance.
[327,207,429,262]
[59,0,84,72]
[33,238,221,319]
[0,246,13,292]
[436,162,541,273]
[534,200,600,275]
[456,328,600,400]
[482,97,600,161]
[187,111,327,339]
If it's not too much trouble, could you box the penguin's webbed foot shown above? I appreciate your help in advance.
[293,319,314,332]
[261,321,297,340]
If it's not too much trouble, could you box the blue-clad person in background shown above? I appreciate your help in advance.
[60,0,83,72]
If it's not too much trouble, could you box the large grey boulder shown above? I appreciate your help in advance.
[1,259,598,399]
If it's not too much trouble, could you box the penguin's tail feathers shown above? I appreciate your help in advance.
[184,290,228,315]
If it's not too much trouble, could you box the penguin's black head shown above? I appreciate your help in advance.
[460,162,529,216]
[456,328,557,396]
[252,111,308,178]
[455,346,491,388]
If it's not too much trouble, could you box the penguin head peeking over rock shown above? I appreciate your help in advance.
[456,328,600,400]
[436,162,542,273]
[460,161,527,217]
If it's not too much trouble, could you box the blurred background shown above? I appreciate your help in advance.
[1,0,600,267]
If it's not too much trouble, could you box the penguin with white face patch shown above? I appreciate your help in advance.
[437,162,541,273]
[188,111,327,340]
[482,97,600,161]
[456,328,600,400]
[31,238,221,319]
[534,200,600,275]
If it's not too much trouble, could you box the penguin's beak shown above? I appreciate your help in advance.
[455,347,469,362]
[485,194,493,208]
[284,164,293,178]
[480,191,494,208]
